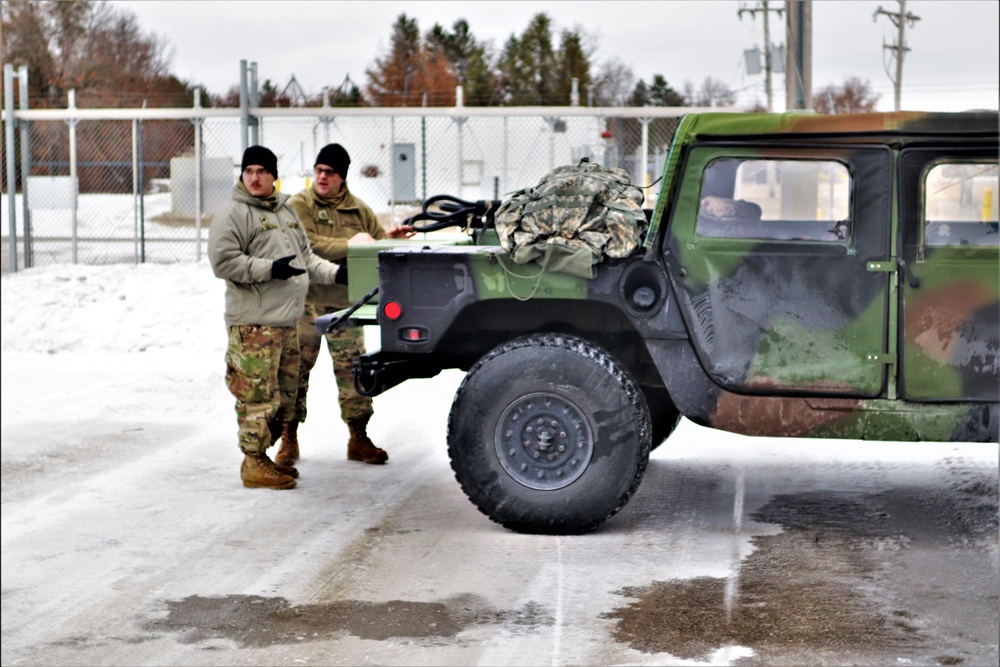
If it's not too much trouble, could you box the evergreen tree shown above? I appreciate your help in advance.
[629,80,650,106]
[426,19,498,106]
[554,29,590,105]
[365,13,457,106]
[648,75,685,106]
[498,13,557,105]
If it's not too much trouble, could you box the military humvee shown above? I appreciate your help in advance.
[322,111,999,534]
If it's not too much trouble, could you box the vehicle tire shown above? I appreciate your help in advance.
[447,333,652,534]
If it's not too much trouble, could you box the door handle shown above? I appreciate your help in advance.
[898,258,921,288]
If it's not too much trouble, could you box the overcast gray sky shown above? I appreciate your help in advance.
[111,0,999,112]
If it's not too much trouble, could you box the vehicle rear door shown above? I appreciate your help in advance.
[898,148,999,401]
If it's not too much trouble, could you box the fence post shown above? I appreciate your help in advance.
[139,100,146,263]
[322,88,331,144]
[239,60,249,153]
[545,117,556,172]
[640,116,651,188]
[503,116,508,197]
[193,89,204,262]
[132,118,139,263]
[454,117,466,199]
[67,89,79,264]
[454,86,466,198]
[389,116,396,219]
[319,88,331,151]
[18,66,31,268]
[4,64,18,272]
[249,62,260,146]
[421,92,427,201]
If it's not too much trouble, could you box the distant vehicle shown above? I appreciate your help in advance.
[320,111,1000,534]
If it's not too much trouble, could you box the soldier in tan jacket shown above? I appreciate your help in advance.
[278,143,414,466]
[208,145,342,490]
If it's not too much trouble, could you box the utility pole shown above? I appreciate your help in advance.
[785,0,813,110]
[738,1,784,112]
[874,0,920,111]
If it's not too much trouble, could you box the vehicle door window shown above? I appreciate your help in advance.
[697,158,851,241]
[923,161,999,247]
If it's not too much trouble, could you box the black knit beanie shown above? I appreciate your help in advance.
[241,145,278,178]
[315,143,350,179]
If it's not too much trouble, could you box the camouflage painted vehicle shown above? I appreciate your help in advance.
[323,111,999,534]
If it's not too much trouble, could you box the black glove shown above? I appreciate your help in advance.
[335,263,348,285]
[271,255,306,280]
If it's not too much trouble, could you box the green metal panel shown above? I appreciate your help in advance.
[346,236,472,302]
[464,248,590,300]
[329,303,379,327]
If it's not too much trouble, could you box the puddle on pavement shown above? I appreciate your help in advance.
[143,594,552,646]
[603,481,997,665]
[604,535,905,662]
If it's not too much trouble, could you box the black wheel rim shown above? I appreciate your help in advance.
[494,392,594,490]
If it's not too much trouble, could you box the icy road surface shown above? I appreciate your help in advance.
[2,262,997,666]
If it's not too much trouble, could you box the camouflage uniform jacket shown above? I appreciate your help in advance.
[288,184,384,309]
[209,183,340,327]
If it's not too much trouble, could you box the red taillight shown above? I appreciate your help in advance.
[399,326,428,342]
[383,301,402,320]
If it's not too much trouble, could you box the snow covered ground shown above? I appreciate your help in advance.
[2,260,997,666]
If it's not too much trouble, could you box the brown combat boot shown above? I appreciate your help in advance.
[347,416,388,464]
[241,453,296,489]
[264,453,299,478]
[275,421,300,466]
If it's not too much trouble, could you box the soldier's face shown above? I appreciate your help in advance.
[314,164,344,197]
[242,165,275,197]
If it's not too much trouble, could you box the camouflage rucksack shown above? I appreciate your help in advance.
[494,159,648,279]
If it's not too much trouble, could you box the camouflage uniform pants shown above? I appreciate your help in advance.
[224,325,300,455]
[291,304,373,424]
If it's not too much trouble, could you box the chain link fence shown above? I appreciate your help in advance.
[2,106,683,272]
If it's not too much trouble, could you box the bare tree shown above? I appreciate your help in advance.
[591,57,635,107]
[686,76,736,107]
[813,77,881,114]
[2,0,57,101]
[1,0,194,194]
[1,0,182,107]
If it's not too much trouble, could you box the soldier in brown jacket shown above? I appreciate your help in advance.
[277,144,414,466]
